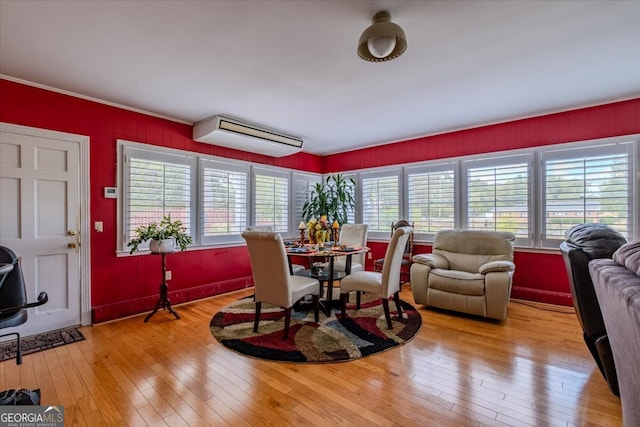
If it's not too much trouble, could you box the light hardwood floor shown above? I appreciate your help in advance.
[1,287,622,426]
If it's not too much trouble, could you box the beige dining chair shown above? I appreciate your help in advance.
[373,220,414,282]
[321,223,368,273]
[242,230,320,339]
[339,226,413,329]
[246,225,305,275]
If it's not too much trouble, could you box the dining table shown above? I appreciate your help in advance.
[285,243,369,316]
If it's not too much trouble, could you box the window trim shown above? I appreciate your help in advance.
[199,158,250,246]
[359,168,403,239]
[461,153,533,247]
[539,140,635,247]
[405,160,458,242]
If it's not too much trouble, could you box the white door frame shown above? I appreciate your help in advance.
[0,122,91,327]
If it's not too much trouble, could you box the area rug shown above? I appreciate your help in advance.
[0,327,85,362]
[210,294,422,363]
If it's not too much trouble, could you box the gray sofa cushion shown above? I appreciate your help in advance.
[613,240,640,276]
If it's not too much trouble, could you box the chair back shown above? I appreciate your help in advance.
[392,220,414,259]
[433,229,514,273]
[0,246,28,327]
[246,225,273,232]
[241,231,294,307]
[560,223,626,334]
[338,224,368,266]
[381,226,413,297]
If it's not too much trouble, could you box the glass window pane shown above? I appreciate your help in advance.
[254,173,289,232]
[126,157,191,246]
[408,170,455,233]
[362,174,399,232]
[545,153,629,239]
[467,162,528,238]
[202,166,247,236]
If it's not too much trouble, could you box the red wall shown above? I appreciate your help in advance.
[334,98,640,306]
[2,78,639,320]
[0,79,323,322]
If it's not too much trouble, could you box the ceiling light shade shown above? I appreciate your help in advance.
[358,11,407,62]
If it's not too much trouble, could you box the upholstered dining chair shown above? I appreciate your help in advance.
[373,220,414,282]
[246,225,305,275]
[0,246,49,365]
[339,226,413,329]
[241,231,320,339]
[321,223,368,273]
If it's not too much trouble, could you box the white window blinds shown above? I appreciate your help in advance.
[464,156,530,240]
[253,168,289,233]
[407,165,456,235]
[124,147,194,250]
[543,143,632,243]
[361,171,400,233]
[200,159,248,244]
[292,172,321,225]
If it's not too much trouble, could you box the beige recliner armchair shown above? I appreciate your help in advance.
[410,230,516,320]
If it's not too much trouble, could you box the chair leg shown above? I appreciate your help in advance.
[312,294,319,323]
[356,291,361,309]
[394,291,402,319]
[253,302,261,333]
[1,332,21,365]
[15,333,21,365]
[283,307,292,340]
[340,293,348,318]
[382,298,393,329]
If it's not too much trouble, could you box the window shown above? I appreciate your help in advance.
[361,170,400,235]
[119,136,638,252]
[463,155,531,243]
[339,173,357,225]
[122,146,195,251]
[406,163,456,237]
[292,172,322,228]
[200,159,248,245]
[253,168,289,233]
[542,142,633,245]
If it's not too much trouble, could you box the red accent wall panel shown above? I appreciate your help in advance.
[324,98,640,172]
[0,79,322,322]
[2,78,639,320]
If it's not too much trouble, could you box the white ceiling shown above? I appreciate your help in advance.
[1,0,640,155]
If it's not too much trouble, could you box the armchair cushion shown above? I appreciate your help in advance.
[429,270,485,296]
[479,260,516,274]
[412,253,449,269]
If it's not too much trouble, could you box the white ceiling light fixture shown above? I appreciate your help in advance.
[357,11,407,62]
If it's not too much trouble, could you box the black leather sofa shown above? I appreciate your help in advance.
[559,223,626,396]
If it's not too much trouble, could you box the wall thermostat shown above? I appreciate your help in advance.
[104,187,117,198]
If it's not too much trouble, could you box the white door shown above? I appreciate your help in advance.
[0,124,88,337]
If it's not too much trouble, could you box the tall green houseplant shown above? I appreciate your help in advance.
[302,174,356,226]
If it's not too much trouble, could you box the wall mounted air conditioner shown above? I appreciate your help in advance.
[193,115,303,157]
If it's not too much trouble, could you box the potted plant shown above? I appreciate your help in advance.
[127,215,193,254]
[302,174,356,227]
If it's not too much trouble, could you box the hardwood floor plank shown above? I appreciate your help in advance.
[0,288,623,426]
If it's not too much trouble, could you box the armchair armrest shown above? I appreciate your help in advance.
[479,260,515,275]
[412,253,449,269]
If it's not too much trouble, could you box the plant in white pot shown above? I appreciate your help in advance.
[127,215,192,254]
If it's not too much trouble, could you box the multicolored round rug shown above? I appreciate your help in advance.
[209,294,422,363]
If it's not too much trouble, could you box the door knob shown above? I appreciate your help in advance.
[68,242,77,249]
[67,230,77,236]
